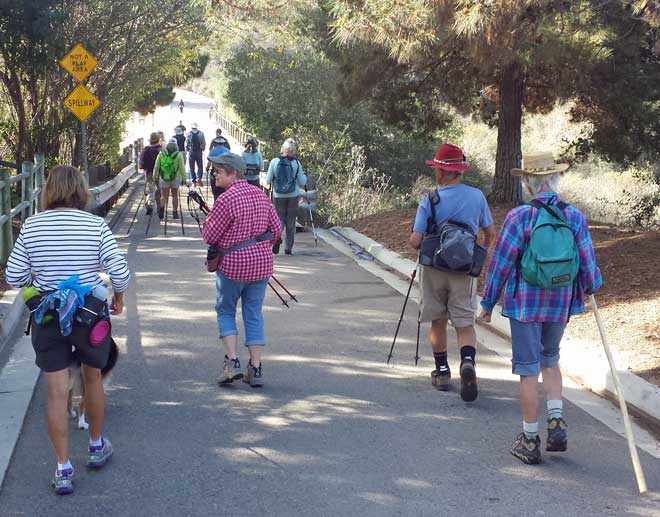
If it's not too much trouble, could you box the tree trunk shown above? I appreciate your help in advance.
[489,61,524,204]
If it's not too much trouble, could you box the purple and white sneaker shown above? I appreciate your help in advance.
[51,467,74,495]
[87,437,113,468]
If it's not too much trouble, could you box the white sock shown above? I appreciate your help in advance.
[547,399,563,420]
[57,460,72,472]
[89,437,103,448]
[523,421,539,440]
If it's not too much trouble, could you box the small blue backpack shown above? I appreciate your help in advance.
[274,157,299,194]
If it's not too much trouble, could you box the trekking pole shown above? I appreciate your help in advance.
[304,185,318,246]
[387,268,417,364]
[589,294,647,494]
[271,275,298,302]
[415,308,421,366]
[268,282,289,308]
[127,184,147,236]
[164,194,168,236]
[178,188,185,236]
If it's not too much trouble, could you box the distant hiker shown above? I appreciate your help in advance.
[186,122,206,187]
[207,145,230,200]
[202,152,282,388]
[138,132,162,215]
[154,138,188,220]
[173,125,186,153]
[409,143,497,400]
[479,152,602,465]
[242,137,264,188]
[207,129,232,200]
[5,165,130,495]
[157,131,166,147]
[265,138,307,255]
[179,99,184,114]
[209,128,230,151]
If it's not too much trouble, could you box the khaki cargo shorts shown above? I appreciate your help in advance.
[419,265,477,327]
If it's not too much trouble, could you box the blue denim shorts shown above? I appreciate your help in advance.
[509,319,567,376]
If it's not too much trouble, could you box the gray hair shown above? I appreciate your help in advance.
[281,138,297,157]
[522,173,561,195]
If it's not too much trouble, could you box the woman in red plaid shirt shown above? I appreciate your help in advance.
[203,152,282,387]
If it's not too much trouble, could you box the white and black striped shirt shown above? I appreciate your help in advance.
[6,209,130,293]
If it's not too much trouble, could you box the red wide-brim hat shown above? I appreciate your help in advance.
[425,143,471,171]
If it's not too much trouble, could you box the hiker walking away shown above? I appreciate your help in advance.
[179,98,184,114]
[409,143,497,401]
[172,125,186,153]
[265,138,307,255]
[5,166,130,495]
[242,137,264,188]
[154,138,189,220]
[202,153,282,387]
[479,152,602,465]
[207,129,232,200]
[207,145,230,200]
[139,132,162,215]
[186,122,206,187]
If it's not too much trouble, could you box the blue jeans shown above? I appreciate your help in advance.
[509,319,567,376]
[215,271,268,346]
[189,150,203,182]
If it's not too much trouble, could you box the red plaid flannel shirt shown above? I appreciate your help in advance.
[202,180,282,281]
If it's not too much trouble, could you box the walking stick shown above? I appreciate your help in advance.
[271,275,298,302]
[387,268,417,364]
[178,188,185,236]
[268,282,289,308]
[127,184,147,235]
[590,294,647,494]
[415,308,421,366]
[304,185,318,246]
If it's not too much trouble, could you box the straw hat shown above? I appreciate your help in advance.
[511,152,569,176]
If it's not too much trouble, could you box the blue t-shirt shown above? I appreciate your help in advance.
[413,184,493,235]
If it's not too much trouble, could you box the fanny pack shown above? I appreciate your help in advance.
[418,190,486,278]
[206,231,273,272]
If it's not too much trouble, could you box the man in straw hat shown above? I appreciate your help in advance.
[410,143,497,401]
[479,151,602,465]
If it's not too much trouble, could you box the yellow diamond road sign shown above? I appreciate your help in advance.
[64,85,100,122]
[60,44,97,82]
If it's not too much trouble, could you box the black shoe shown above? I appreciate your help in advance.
[172,210,179,220]
[546,418,568,452]
[511,433,542,465]
[158,207,164,220]
[145,206,153,216]
[459,359,478,402]
[284,249,292,255]
[431,368,451,391]
[272,238,281,255]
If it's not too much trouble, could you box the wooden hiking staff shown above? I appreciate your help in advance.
[589,294,648,495]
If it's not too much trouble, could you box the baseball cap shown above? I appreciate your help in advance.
[207,151,246,174]
[168,137,178,145]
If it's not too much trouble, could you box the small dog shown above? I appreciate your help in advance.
[67,340,119,429]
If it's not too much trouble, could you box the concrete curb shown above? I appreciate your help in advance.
[329,226,660,428]
[0,288,26,357]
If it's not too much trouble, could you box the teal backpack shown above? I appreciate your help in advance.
[521,199,580,289]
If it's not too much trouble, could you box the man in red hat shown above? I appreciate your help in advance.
[409,143,497,401]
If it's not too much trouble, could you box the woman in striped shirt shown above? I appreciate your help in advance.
[6,165,130,495]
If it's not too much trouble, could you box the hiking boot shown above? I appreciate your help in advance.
[51,467,74,495]
[284,249,292,255]
[158,207,165,220]
[511,433,542,465]
[198,178,204,188]
[459,359,478,402]
[172,210,179,219]
[243,361,263,388]
[431,368,451,391]
[546,417,568,452]
[87,438,113,469]
[218,357,243,385]
[272,239,281,255]
[145,205,153,216]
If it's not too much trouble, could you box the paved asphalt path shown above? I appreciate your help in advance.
[1,184,660,516]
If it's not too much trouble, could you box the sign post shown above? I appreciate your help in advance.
[60,44,99,180]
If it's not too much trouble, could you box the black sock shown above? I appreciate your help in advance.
[433,352,448,372]
[460,346,476,363]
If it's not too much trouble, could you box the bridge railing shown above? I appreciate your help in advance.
[211,111,275,156]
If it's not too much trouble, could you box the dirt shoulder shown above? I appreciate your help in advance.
[351,205,660,386]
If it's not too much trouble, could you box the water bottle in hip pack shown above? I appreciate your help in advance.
[274,158,299,194]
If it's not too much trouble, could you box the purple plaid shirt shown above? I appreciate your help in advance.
[481,192,602,322]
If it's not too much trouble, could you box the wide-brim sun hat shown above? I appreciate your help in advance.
[191,122,198,129]
[149,132,159,144]
[425,143,471,171]
[512,152,569,176]
[208,151,246,174]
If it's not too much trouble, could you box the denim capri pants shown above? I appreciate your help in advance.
[215,270,269,346]
[509,319,568,376]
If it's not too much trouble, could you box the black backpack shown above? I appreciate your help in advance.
[418,189,487,277]
[190,132,201,151]
[142,146,160,171]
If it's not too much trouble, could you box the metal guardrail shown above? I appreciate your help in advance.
[0,154,45,264]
